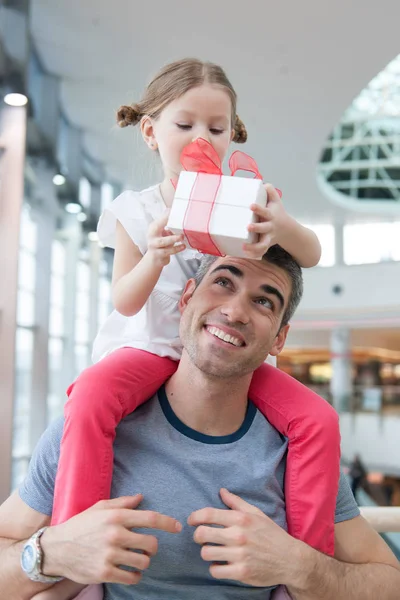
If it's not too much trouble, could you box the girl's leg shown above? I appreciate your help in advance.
[249,363,340,556]
[52,348,177,525]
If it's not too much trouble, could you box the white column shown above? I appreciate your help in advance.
[330,327,352,412]
[334,222,344,266]
[0,104,27,501]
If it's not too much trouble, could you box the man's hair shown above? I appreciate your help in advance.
[194,245,303,326]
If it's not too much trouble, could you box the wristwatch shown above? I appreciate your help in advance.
[20,527,64,583]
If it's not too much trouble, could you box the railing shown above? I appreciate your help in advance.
[360,507,400,532]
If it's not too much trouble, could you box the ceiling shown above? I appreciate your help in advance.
[30,0,400,223]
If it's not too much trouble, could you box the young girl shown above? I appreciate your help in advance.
[36,58,340,599]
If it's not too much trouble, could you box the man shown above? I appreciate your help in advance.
[0,247,399,600]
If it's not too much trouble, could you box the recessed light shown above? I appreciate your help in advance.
[4,93,28,107]
[53,174,66,186]
[65,203,82,214]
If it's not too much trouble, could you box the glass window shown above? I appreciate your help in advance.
[344,222,400,265]
[75,343,89,376]
[101,182,114,213]
[301,224,335,267]
[47,337,65,424]
[17,289,35,327]
[52,240,66,275]
[98,276,111,327]
[79,177,91,210]
[18,249,36,292]
[12,328,34,488]
[20,206,37,252]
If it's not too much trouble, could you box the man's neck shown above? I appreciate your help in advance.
[164,354,252,437]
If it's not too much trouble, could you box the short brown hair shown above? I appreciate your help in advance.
[116,58,247,143]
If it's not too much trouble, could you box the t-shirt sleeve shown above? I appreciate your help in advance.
[18,417,63,516]
[97,190,148,254]
[334,471,360,523]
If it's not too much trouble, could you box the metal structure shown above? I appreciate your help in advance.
[318,54,400,207]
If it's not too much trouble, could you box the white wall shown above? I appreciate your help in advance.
[340,413,400,475]
[293,262,400,328]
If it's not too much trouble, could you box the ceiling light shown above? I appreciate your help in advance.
[53,174,66,186]
[65,203,82,214]
[4,93,28,107]
[88,232,98,242]
[77,212,87,222]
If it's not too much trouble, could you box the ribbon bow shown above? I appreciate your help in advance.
[177,138,263,256]
[180,138,262,179]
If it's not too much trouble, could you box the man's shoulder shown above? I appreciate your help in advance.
[18,417,64,515]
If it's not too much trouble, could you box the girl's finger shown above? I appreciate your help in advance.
[247,222,273,234]
[250,204,273,220]
[153,235,184,248]
[166,243,186,255]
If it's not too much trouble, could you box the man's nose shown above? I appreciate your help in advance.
[220,296,249,325]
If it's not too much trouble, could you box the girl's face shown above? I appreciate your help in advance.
[142,84,234,180]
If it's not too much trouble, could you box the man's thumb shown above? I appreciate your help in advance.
[220,488,263,515]
[94,494,143,510]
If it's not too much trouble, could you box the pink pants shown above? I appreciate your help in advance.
[53,347,339,595]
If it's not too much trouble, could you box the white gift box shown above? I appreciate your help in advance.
[167,171,267,257]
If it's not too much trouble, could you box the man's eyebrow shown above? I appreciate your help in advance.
[210,265,244,279]
[260,285,285,309]
[209,265,285,309]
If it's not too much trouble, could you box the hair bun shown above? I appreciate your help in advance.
[233,114,248,144]
[116,104,141,128]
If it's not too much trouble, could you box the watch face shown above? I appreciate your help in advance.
[21,543,36,573]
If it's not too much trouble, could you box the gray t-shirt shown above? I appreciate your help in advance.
[19,387,359,599]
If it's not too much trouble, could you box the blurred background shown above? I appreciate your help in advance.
[0,0,399,551]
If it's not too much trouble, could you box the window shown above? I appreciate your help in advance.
[12,206,37,488]
[301,224,335,267]
[47,239,66,423]
[344,222,400,265]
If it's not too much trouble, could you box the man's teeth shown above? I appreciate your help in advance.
[207,326,243,347]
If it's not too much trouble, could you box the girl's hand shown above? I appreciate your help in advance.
[243,184,288,260]
[147,212,186,267]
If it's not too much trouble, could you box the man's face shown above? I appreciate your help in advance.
[179,257,292,379]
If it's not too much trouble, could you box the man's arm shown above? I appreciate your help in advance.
[0,491,52,600]
[288,515,400,599]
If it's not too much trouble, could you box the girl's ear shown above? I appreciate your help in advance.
[141,116,158,150]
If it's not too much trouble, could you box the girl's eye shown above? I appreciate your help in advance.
[210,128,224,135]
[177,124,192,130]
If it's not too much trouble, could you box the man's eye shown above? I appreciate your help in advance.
[214,277,230,287]
[177,124,192,130]
[255,297,273,309]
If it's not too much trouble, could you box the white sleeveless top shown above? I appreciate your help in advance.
[92,183,276,367]
[92,185,202,363]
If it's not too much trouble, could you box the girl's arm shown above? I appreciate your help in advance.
[245,184,322,268]
[275,214,321,268]
[112,213,185,317]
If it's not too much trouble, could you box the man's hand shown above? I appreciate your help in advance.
[188,488,300,587]
[41,495,182,587]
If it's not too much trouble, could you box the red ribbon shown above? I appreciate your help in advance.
[179,139,263,256]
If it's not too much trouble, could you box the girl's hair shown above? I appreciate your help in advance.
[116,58,247,144]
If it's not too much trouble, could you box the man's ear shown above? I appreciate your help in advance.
[179,278,196,314]
[269,323,290,357]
